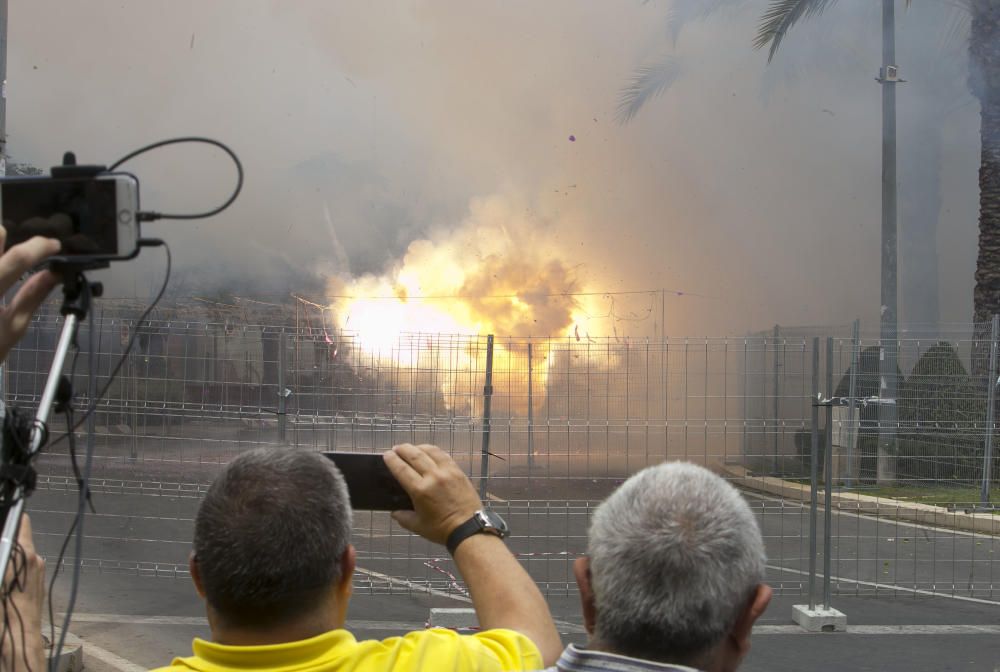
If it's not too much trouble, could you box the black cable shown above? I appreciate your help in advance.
[45,339,84,661]
[46,510,76,672]
[66,418,93,514]
[66,351,88,500]
[47,418,77,665]
[49,240,171,447]
[8,584,31,672]
[108,138,243,222]
[46,362,78,666]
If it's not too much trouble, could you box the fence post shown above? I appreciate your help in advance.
[808,337,819,611]
[479,335,495,500]
[130,325,138,460]
[130,368,138,459]
[824,337,834,609]
[742,338,748,463]
[981,315,999,507]
[527,341,534,475]
[844,319,860,489]
[792,337,847,632]
[278,329,286,443]
[772,324,781,473]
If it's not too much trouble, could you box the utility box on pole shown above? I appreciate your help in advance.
[830,405,858,485]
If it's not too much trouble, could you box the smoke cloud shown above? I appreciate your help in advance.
[329,194,585,341]
[5,0,979,336]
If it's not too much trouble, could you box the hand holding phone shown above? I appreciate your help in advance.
[0,231,60,362]
[382,443,483,546]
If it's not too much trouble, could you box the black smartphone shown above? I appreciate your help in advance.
[0,174,141,262]
[324,451,414,511]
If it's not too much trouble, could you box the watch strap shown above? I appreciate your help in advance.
[446,515,485,555]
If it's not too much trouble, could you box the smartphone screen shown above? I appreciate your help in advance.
[324,452,414,511]
[0,177,127,257]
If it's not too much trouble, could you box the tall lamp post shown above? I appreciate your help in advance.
[876,0,900,483]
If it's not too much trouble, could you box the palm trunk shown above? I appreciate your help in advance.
[971,2,1000,378]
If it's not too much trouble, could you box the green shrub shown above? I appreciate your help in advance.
[897,342,985,483]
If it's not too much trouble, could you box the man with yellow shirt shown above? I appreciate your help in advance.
[153,444,561,672]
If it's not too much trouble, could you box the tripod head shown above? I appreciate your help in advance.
[50,150,107,179]
[49,263,104,320]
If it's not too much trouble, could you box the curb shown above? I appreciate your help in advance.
[715,464,1000,536]
[42,636,83,672]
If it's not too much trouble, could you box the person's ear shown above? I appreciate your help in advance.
[338,545,356,598]
[573,556,597,636]
[728,584,772,658]
[189,551,206,599]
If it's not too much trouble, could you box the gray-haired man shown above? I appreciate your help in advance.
[550,462,772,672]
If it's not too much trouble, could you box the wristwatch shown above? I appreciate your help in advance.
[446,509,510,555]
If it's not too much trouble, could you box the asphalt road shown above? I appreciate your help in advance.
[25,476,1000,601]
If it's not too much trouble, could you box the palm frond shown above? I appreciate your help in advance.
[666,0,747,43]
[754,0,839,63]
[933,0,971,50]
[940,6,971,50]
[616,57,682,124]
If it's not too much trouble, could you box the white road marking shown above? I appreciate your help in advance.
[352,566,583,632]
[753,624,1000,635]
[743,490,1000,539]
[59,614,1000,639]
[766,563,1000,606]
[50,627,147,672]
[353,566,473,603]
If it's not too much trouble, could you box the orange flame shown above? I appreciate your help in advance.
[326,196,607,411]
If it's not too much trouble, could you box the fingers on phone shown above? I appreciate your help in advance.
[418,444,453,467]
[0,236,60,293]
[6,271,59,334]
[392,443,438,474]
[383,450,422,491]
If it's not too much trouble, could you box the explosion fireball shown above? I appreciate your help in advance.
[326,196,608,411]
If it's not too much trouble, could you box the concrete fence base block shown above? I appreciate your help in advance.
[791,605,847,632]
[429,608,478,629]
[47,643,84,672]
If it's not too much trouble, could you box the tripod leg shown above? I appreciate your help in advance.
[0,313,80,587]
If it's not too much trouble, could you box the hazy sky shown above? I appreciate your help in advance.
[6,1,979,336]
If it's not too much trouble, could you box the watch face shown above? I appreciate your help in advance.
[477,510,510,538]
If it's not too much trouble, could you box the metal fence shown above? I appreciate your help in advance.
[747,322,999,490]
[7,303,1000,603]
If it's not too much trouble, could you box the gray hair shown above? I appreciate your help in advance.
[587,462,765,663]
[194,448,353,627]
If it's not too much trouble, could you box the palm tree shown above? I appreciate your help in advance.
[754,1,1000,484]
[619,1,969,482]
[968,2,1000,334]
[755,2,1000,330]
[621,2,970,335]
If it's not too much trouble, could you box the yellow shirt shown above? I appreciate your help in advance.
[152,628,543,672]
